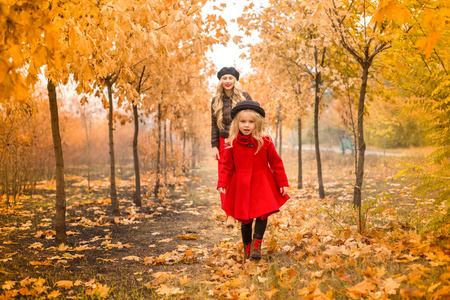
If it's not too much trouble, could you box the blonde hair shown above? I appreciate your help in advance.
[226,109,268,153]
[212,76,246,129]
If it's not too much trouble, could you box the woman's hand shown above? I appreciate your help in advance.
[280,187,288,196]
[218,187,226,194]
[212,147,220,160]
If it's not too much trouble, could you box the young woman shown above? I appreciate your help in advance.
[217,100,289,260]
[211,67,252,227]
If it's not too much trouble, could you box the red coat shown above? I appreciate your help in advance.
[217,132,290,223]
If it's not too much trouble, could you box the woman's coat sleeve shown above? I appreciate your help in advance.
[211,98,220,148]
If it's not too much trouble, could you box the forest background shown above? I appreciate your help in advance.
[0,0,449,299]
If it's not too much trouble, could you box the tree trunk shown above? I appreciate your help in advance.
[132,66,145,207]
[182,131,186,162]
[353,64,369,208]
[297,117,303,189]
[314,72,325,199]
[82,106,91,191]
[278,112,282,156]
[106,77,119,216]
[47,79,67,245]
[182,131,187,173]
[191,134,196,169]
[154,103,162,201]
[132,103,141,207]
[274,104,280,149]
[170,120,173,157]
[163,120,167,182]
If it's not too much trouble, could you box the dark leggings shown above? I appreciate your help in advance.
[241,217,268,245]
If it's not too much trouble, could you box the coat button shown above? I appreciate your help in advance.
[243,139,248,142]
[248,144,254,148]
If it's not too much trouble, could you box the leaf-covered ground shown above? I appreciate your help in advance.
[0,149,449,299]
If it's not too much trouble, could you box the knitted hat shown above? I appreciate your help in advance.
[217,67,240,81]
[231,100,266,119]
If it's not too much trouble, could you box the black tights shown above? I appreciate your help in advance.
[241,217,268,245]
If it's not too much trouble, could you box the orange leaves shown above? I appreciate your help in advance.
[373,0,411,24]
[122,255,141,261]
[85,283,110,298]
[414,9,445,58]
[337,269,353,283]
[29,260,51,266]
[415,33,439,58]
[155,284,184,296]
[217,16,227,27]
[54,280,73,289]
[383,278,401,295]
[346,279,376,298]
[177,233,198,240]
[264,288,279,298]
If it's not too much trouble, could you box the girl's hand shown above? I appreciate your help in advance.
[280,187,288,196]
[218,187,226,194]
[212,147,220,160]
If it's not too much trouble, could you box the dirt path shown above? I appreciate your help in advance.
[69,157,241,296]
[0,157,242,299]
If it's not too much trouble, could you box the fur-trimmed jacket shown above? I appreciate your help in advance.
[210,91,252,148]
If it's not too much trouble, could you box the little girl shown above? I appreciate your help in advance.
[217,100,289,260]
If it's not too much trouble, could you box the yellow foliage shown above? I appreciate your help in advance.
[373,0,410,24]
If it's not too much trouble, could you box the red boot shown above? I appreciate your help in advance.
[250,239,262,260]
[244,243,251,261]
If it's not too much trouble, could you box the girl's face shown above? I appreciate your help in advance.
[221,75,235,91]
[239,111,256,136]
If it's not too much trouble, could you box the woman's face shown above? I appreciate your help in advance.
[221,75,235,91]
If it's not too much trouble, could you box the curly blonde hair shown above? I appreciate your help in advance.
[212,76,246,129]
[226,109,269,153]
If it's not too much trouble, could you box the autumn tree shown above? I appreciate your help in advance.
[120,1,227,203]
[0,93,53,203]
[238,0,339,197]
[378,0,450,231]
[0,0,226,242]
[324,0,395,212]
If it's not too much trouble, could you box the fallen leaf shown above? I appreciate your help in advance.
[30,260,51,266]
[85,279,96,287]
[57,243,70,251]
[428,282,441,293]
[47,290,61,299]
[2,280,16,290]
[338,269,353,283]
[310,270,324,278]
[159,238,173,243]
[177,234,198,240]
[29,242,43,250]
[122,256,141,261]
[258,276,268,283]
[156,284,184,296]
[55,280,73,289]
[346,280,375,297]
[383,278,400,295]
[180,277,191,285]
[264,288,279,299]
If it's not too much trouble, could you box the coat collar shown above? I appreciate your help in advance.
[236,131,254,145]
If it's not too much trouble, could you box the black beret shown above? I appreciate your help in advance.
[231,100,265,119]
[217,67,240,81]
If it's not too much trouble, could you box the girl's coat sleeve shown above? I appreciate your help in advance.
[267,139,289,187]
[217,148,234,189]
